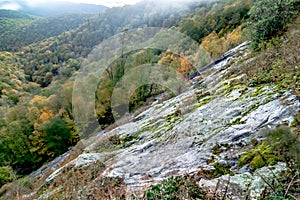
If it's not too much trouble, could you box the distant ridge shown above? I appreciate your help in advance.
[0,1,108,17]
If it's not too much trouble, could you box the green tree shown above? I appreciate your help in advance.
[0,117,37,174]
[30,117,74,160]
[42,117,73,157]
[248,0,300,49]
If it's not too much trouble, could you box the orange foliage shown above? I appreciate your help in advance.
[177,57,193,76]
[39,106,54,123]
[159,53,193,77]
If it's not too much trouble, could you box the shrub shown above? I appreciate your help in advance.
[263,126,300,170]
[238,127,300,199]
[0,166,13,188]
[260,126,300,199]
[144,175,205,200]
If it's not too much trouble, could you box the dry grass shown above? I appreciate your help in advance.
[226,18,300,98]
[35,161,127,199]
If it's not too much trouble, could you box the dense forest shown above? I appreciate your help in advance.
[0,0,299,191]
[0,10,92,52]
[0,1,107,17]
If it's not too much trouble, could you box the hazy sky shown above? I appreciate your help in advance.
[1,0,142,9]
[46,0,141,7]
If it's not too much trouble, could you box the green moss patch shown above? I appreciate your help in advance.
[238,141,282,170]
[228,117,246,126]
[198,162,234,179]
[195,96,215,108]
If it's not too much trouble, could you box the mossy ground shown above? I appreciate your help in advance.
[238,141,282,170]
[142,175,205,200]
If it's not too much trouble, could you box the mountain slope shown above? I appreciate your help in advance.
[0,10,92,51]
[0,0,299,199]
[5,40,299,200]
[0,1,107,16]
[0,10,37,50]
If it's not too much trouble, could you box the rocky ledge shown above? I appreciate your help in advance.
[25,42,299,199]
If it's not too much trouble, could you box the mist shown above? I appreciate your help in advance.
[0,0,142,9]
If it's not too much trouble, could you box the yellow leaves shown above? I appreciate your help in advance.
[28,95,54,123]
[226,26,242,47]
[201,26,243,59]
[29,95,47,106]
[201,32,226,59]
[29,129,48,155]
[39,106,54,123]
[158,52,172,66]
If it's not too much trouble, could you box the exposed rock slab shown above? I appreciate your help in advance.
[36,42,299,199]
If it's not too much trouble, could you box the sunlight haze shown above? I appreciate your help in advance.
[45,0,141,7]
[2,0,142,9]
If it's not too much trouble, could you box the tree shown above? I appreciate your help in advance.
[30,117,73,159]
[248,0,300,49]
[42,117,73,157]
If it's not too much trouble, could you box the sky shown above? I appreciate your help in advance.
[40,0,141,7]
[66,0,142,7]
[0,0,142,10]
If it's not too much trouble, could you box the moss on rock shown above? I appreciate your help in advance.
[238,141,282,170]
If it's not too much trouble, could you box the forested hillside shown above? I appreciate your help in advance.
[0,10,93,51]
[0,10,37,51]
[0,0,299,198]
[0,1,107,17]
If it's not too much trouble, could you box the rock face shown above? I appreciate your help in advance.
[31,42,299,199]
[199,162,287,200]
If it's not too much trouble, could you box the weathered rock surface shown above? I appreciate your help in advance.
[30,42,300,199]
[199,162,287,200]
